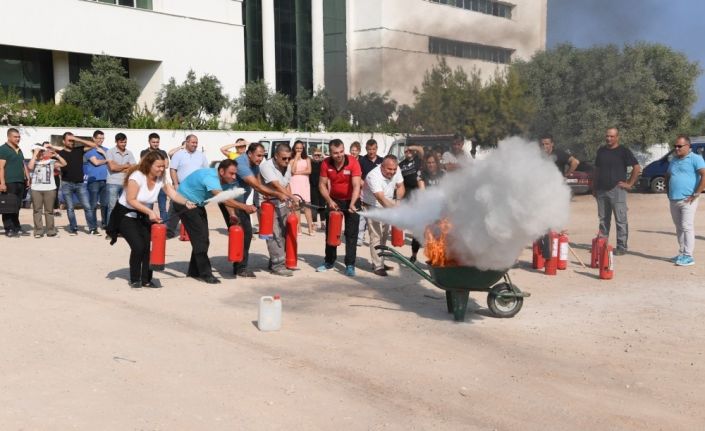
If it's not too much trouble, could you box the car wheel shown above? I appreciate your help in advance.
[650,177,666,193]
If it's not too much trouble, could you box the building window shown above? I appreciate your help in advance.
[243,0,264,83]
[323,0,347,107]
[428,0,513,19]
[429,37,513,64]
[88,0,153,10]
[68,53,130,83]
[0,45,54,103]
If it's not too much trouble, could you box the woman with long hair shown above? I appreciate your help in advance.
[108,151,194,288]
[289,140,314,235]
[410,152,445,262]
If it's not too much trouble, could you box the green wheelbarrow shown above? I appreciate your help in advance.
[376,245,530,321]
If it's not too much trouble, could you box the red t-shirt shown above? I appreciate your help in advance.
[320,155,361,200]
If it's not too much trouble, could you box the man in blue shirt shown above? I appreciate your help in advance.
[81,130,109,229]
[176,159,250,284]
[665,135,705,266]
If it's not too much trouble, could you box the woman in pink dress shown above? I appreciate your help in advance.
[289,140,314,235]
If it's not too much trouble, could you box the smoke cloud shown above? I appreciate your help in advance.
[364,137,571,270]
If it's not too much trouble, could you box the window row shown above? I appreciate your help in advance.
[428,0,513,19]
[88,0,153,10]
[429,37,513,64]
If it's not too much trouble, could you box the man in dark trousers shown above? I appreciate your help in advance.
[593,127,641,255]
[357,138,383,246]
[316,139,362,276]
[0,128,29,237]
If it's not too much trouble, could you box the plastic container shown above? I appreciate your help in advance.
[258,295,282,331]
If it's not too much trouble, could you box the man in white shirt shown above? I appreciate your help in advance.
[362,155,405,276]
[166,134,209,237]
[442,134,469,172]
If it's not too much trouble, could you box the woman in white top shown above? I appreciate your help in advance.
[28,143,66,238]
[112,151,194,288]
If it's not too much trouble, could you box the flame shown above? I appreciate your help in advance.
[424,218,458,267]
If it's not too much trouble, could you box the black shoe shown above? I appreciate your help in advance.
[237,269,256,278]
[614,248,627,256]
[201,275,221,284]
[142,281,159,288]
[5,231,19,238]
[383,264,393,271]
[374,268,388,277]
[166,232,176,239]
[409,254,417,263]
[128,281,142,288]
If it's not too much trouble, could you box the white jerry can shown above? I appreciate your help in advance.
[258,295,282,331]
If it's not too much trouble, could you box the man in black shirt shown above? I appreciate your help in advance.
[58,132,100,235]
[140,132,169,220]
[358,139,383,246]
[541,135,579,176]
[399,144,424,261]
[593,127,641,255]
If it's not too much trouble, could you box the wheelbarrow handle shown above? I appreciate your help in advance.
[375,245,441,288]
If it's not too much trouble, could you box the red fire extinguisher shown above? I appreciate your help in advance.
[532,239,545,270]
[259,201,275,239]
[327,210,343,247]
[285,211,298,269]
[179,223,190,241]
[599,241,614,280]
[228,224,244,263]
[557,233,569,270]
[544,231,559,276]
[591,233,606,269]
[391,226,404,247]
[150,223,167,270]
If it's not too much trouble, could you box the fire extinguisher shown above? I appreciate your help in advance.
[150,223,167,270]
[259,201,275,239]
[532,239,545,270]
[591,233,606,269]
[327,210,343,247]
[544,231,559,276]
[599,241,614,280]
[391,226,404,247]
[228,224,244,263]
[285,211,298,269]
[179,223,190,241]
[557,233,569,270]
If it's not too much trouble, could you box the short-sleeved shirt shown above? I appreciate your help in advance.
[362,164,404,207]
[418,170,445,188]
[170,149,209,183]
[0,143,25,183]
[548,148,572,174]
[234,154,260,202]
[227,151,243,160]
[59,148,87,183]
[140,148,168,160]
[106,147,136,185]
[399,156,421,191]
[359,155,383,180]
[441,150,469,167]
[258,158,291,207]
[31,159,57,191]
[84,146,108,182]
[668,152,705,201]
[178,168,236,205]
[118,171,164,217]
[594,145,639,191]
[320,155,361,201]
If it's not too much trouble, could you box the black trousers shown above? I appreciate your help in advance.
[324,199,360,266]
[119,216,153,283]
[2,182,24,232]
[174,203,213,278]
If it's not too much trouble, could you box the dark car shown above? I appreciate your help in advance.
[564,161,593,194]
[638,141,705,193]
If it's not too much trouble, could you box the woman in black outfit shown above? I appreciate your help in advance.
[309,146,326,230]
[410,152,446,262]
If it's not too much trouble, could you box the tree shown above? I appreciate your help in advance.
[295,87,337,131]
[344,91,397,131]
[231,80,293,130]
[687,111,705,137]
[155,70,228,129]
[513,43,700,159]
[62,55,139,126]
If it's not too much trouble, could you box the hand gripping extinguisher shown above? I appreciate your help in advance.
[150,223,167,270]
[391,226,404,247]
[544,231,559,276]
[259,201,275,239]
[599,241,614,280]
[327,210,343,247]
[179,223,190,241]
[557,233,569,270]
[228,224,245,263]
[285,211,298,269]
[532,239,545,270]
[591,233,606,269]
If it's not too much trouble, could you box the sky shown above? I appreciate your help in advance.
[547,0,705,114]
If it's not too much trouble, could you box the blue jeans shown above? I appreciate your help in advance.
[158,189,167,221]
[87,180,108,228]
[106,183,123,225]
[61,181,97,231]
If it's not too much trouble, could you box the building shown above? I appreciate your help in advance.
[0,0,546,113]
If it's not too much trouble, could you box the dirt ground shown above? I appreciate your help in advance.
[1,192,703,430]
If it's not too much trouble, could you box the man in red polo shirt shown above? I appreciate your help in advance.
[317,139,362,276]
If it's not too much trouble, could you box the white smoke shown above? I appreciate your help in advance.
[204,188,246,205]
[364,137,571,270]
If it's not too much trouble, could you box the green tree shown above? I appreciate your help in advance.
[155,70,228,129]
[295,87,337,131]
[687,111,705,137]
[62,55,139,126]
[514,43,700,159]
[231,80,293,130]
[344,91,397,131]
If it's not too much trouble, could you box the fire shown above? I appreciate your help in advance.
[424,218,458,267]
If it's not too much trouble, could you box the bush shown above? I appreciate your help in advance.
[231,80,294,130]
[155,70,228,129]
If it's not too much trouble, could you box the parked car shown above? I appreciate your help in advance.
[259,137,330,159]
[638,141,705,193]
[387,134,475,159]
[565,164,593,195]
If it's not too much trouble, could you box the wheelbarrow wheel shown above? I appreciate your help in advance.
[487,283,523,318]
